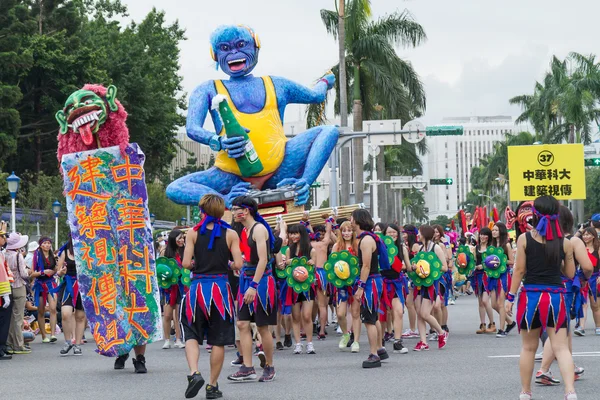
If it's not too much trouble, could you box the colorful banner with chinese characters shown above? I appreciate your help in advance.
[508,143,586,201]
[61,143,162,357]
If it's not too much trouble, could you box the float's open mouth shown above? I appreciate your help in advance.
[67,106,102,146]
[228,58,247,72]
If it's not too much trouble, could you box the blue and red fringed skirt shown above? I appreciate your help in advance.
[238,266,276,316]
[185,274,234,323]
[33,277,57,307]
[516,284,568,335]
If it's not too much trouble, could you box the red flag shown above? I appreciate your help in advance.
[493,207,499,223]
[459,210,467,233]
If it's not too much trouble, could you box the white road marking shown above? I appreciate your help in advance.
[489,352,600,358]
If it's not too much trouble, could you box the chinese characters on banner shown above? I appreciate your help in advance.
[61,144,162,357]
[507,144,586,201]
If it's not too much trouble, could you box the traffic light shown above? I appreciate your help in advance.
[425,126,464,136]
[584,157,600,166]
[430,178,453,185]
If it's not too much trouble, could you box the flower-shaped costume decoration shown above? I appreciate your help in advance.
[285,256,315,294]
[455,245,475,276]
[156,257,182,289]
[323,250,360,289]
[407,252,443,287]
[276,245,289,279]
[376,234,398,266]
[482,246,508,279]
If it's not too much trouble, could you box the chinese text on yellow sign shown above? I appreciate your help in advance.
[508,144,585,201]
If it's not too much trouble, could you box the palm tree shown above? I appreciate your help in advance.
[308,1,427,130]
[509,55,600,145]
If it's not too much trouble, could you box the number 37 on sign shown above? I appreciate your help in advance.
[507,144,586,201]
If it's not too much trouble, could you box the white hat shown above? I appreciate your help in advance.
[6,233,30,251]
[27,241,39,252]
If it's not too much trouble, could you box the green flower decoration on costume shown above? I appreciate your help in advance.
[482,246,507,279]
[407,251,442,287]
[156,256,177,289]
[276,245,289,279]
[323,250,360,288]
[376,233,398,265]
[285,257,315,294]
[454,245,475,276]
[180,268,192,287]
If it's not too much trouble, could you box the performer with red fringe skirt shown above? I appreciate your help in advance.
[332,221,359,352]
[54,234,86,356]
[471,228,496,334]
[227,196,278,383]
[350,209,389,368]
[181,194,243,399]
[409,225,449,352]
[506,195,577,400]
[30,237,58,343]
[490,222,517,337]
[379,223,411,354]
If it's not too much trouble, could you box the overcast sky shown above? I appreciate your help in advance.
[120,0,600,128]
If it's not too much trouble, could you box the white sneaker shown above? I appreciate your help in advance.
[448,298,455,305]
[336,326,343,334]
[351,341,360,353]
[162,340,171,349]
[306,342,316,354]
[293,343,303,354]
[534,352,543,361]
[174,340,185,349]
[428,332,438,341]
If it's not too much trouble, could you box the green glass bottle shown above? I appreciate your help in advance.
[213,95,264,177]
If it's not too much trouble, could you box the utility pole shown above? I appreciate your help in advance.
[337,0,352,206]
[338,0,347,128]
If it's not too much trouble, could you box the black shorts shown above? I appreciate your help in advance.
[294,288,315,303]
[519,309,568,331]
[180,302,235,346]
[360,304,379,325]
[238,301,278,327]
[160,290,183,306]
[60,287,83,311]
[228,271,239,297]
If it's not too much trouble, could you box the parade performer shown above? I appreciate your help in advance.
[471,228,496,334]
[30,237,58,343]
[56,84,162,373]
[506,196,577,400]
[409,225,449,352]
[381,224,411,354]
[228,196,277,382]
[401,225,420,339]
[180,194,243,399]
[166,25,339,207]
[284,224,316,354]
[350,209,389,368]
[536,206,591,385]
[331,221,360,352]
[433,225,452,336]
[490,222,517,337]
[161,229,186,349]
[309,218,333,340]
[54,234,86,356]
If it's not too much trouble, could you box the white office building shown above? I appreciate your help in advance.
[423,116,520,218]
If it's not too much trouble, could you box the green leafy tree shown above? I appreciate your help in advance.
[308,1,427,128]
[430,215,451,227]
[147,181,186,222]
[0,0,35,168]
[584,168,600,218]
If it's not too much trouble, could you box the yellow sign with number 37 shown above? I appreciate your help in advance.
[507,143,586,201]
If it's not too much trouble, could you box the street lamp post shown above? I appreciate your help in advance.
[52,200,61,249]
[150,213,156,227]
[181,217,187,227]
[6,172,21,233]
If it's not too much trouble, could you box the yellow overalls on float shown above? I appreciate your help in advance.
[213,77,287,178]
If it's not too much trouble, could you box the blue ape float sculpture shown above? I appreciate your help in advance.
[166,25,339,207]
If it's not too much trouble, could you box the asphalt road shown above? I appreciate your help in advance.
[4,295,599,400]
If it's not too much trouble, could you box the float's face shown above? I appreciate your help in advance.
[213,28,259,78]
[58,90,108,145]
